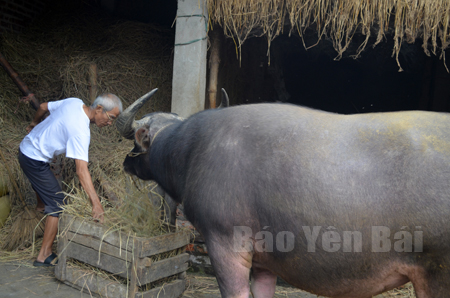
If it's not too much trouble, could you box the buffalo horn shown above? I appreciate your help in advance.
[218,88,229,108]
[115,88,158,139]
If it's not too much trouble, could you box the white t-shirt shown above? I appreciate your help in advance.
[20,98,91,163]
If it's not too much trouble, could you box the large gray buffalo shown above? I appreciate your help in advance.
[116,88,450,298]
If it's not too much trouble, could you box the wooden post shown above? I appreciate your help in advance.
[0,51,40,110]
[89,63,98,103]
[208,28,221,109]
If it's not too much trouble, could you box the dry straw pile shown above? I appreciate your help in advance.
[207,0,450,70]
[0,7,174,254]
[61,179,173,238]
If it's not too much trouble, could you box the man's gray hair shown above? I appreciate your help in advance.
[91,93,123,113]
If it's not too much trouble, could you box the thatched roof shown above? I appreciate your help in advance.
[207,0,450,71]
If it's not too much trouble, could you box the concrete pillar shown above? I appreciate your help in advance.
[171,0,208,118]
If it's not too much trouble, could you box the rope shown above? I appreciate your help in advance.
[126,124,174,157]
[127,151,147,158]
[174,14,208,46]
[151,124,173,146]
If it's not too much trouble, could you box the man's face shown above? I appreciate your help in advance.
[95,106,120,128]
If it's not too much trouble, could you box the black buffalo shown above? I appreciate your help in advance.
[116,88,450,298]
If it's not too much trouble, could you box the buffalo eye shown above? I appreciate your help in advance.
[135,127,150,150]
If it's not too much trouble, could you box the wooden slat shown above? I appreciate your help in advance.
[61,214,190,257]
[64,266,129,298]
[138,279,186,298]
[66,231,133,262]
[63,266,185,298]
[55,216,68,281]
[66,241,132,278]
[61,214,136,252]
[138,253,190,285]
[139,230,190,258]
[129,237,143,298]
[57,214,189,298]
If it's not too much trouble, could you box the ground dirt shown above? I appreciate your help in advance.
[0,259,316,298]
[0,258,414,298]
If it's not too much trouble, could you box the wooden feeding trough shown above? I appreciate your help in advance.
[55,214,191,298]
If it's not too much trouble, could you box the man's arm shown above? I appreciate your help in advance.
[26,102,49,133]
[75,159,104,223]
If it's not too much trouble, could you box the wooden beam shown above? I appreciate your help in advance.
[208,28,221,109]
[88,63,98,103]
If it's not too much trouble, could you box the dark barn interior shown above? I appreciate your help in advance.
[217,30,450,114]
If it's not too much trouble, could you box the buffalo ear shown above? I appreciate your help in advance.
[135,127,150,150]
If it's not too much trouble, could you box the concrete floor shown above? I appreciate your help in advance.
[0,261,90,298]
[0,260,318,298]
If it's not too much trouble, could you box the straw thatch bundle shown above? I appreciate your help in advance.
[207,0,450,70]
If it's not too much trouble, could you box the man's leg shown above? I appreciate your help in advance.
[36,192,45,212]
[19,151,64,264]
[36,215,58,263]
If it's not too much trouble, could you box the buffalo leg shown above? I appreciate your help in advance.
[426,279,450,298]
[406,261,450,298]
[149,184,177,225]
[250,266,277,298]
[415,273,450,297]
[207,240,252,298]
[163,193,177,225]
[411,274,445,298]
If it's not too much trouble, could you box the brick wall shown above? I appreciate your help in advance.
[0,0,46,34]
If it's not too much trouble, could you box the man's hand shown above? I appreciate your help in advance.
[26,121,38,133]
[75,159,105,224]
[92,202,104,223]
[26,102,49,133]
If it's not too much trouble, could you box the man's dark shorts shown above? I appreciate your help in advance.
[18,150,65,217]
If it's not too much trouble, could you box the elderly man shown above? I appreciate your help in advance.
[18,93,122,267]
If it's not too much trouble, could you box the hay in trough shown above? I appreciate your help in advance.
[60,178,173,238]
[207,0,450,70]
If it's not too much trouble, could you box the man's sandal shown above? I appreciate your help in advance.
[33,253,58,267]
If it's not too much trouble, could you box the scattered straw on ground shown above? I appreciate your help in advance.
[382,282,416,297]
[183,274,417,298]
